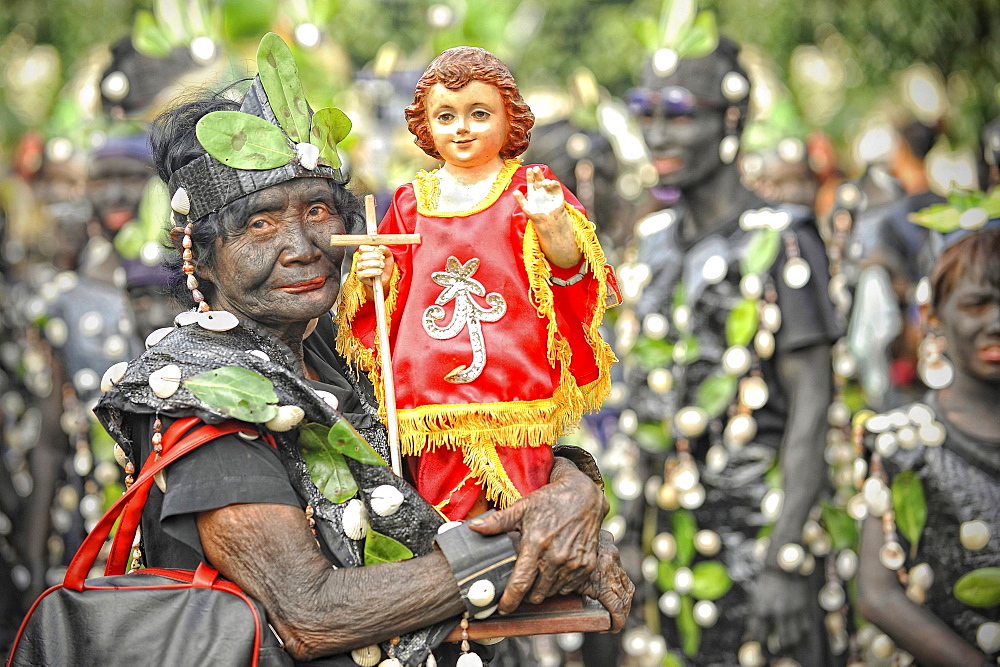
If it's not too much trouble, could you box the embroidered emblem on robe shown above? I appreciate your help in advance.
[422,256,507,383]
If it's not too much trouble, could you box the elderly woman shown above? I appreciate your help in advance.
[94,35,631,667]
[857,228,1000,665]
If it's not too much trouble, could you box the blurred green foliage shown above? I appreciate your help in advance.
[1,0,997,156]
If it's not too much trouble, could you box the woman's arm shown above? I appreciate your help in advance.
[857,515,989,667]
[197,502,464,662]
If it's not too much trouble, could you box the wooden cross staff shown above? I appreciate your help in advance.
[330,194,420,477]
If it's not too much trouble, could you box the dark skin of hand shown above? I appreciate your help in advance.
[196,458,634,660]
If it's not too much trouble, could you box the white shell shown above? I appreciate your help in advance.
[265,405,306,432]
[467,579,496,607]
[437,520,463,534]
[370,485,404,517]
[247,349,270,362]
[350,644,381,667]
[154,469,167,493]
[296,142,320,170]
[149,364,182,398]
[343,498,368,540]
[456,651,484,667]
[473,636,505,646]
[113,444,129,468]
[175,311,200,326]
[960,520,991,551]
[145,327,174,349]
[693,599,719,627]
[977,622,1000,654]
[101,361,129,392]
[197,310,239,332]
[378,659,402,667]
[673,567,694,595]
[171,187,191,215]
[316,390,339,410]
[473,604,498,619]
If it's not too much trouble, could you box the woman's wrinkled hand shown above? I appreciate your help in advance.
[579,530,634,632]
[468,458,607,613]
[355,244,393,291]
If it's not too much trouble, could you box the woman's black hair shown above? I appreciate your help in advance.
[150,86,364,308]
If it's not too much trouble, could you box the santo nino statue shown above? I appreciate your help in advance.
[615,38,843,665]
[337,47,618,522]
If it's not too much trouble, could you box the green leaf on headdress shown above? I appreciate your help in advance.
[299,423,359,503]
[113,178,169,260]
[257,32,311,144]
[326,419,387,466]
[155,0,189,45]
[312,107,352,169]
[659,0,696,51]
[184,366,279,422]
[364,528,414,566]
[196,110,294,169]
[132,10,173,58]
[675,11,718,60]
[891,469,926,559]
[908,187,1000,233]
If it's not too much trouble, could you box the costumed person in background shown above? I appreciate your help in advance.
[337,46,619,521]
[610,32,842,665]
[81,34,631,667]
[856,227,1000,665]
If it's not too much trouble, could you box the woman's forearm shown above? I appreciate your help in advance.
[197,502,463,661]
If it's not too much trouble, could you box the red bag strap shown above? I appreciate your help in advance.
[64,416,265,590]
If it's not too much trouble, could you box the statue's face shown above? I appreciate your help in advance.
[630,55,731,190]
[936,268,1000,384]
[425,80,508,170]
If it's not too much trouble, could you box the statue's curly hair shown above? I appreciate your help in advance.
[405,46,534,161]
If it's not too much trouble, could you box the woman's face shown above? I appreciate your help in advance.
[200,178,347,329]
[425,80,508,169]
[937,270,1000,384]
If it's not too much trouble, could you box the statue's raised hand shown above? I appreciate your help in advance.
[513,166,581,269]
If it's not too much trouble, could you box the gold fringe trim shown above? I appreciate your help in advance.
[414,159,522,218]
[464,442,522,509]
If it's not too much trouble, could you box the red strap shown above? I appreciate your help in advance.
[64,417,261,590]
[192,561,220,588]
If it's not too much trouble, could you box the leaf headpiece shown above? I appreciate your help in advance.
[167,33,352,222]
[908,187,1000,234]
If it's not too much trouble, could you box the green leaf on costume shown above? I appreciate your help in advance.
[299,423,358,503]
[662,651,685,667]
[257,32,311,144]
[196,110,294,169]
[891,470,926,559]
[673,509,697,567]
[677,594,701,657]
[132,10,173,58]
[675,11,719,59]
[635,17,659,52]
[631,337,674,369]
[725,298,758,347]
[741,228,780,276]
[184,366,279,423]
[312,107,352,169]
[656,556,677,592]
[690,560,732,600]
[821,503,859,551]
[364,528,414,566]
[636,421,673,452]
[953,567,1000,608]
[327,419,386,466]
[694,372,737,419]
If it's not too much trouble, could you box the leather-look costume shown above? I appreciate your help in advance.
[337,160,616,519]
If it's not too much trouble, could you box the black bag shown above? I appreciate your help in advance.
[7,417,292,667]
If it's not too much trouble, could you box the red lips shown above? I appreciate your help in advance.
[281,277,326,293]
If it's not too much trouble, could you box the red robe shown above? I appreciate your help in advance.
[336,161,617,519]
